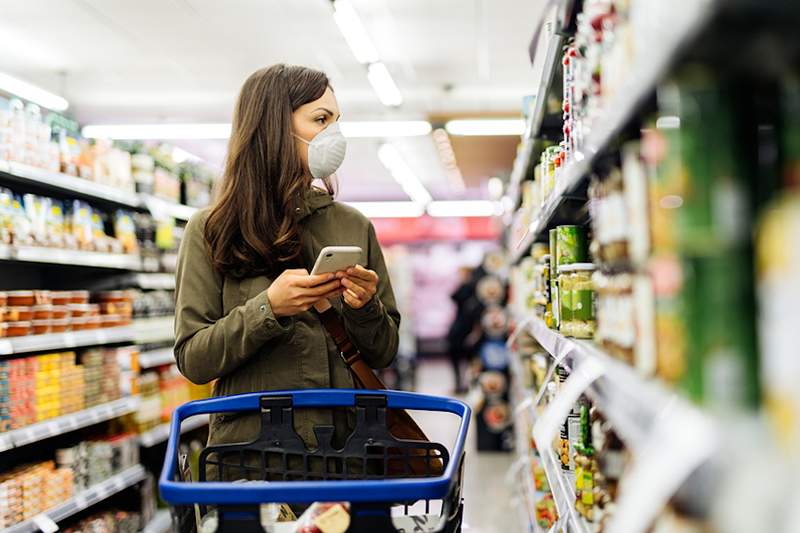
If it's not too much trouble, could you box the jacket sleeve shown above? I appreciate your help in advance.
[173,212,293,384]
[341,222,401,369]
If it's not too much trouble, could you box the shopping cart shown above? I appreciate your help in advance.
[159,388,471,533]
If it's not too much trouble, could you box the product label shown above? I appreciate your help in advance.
[569,289,595,321]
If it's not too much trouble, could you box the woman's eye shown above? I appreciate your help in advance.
[316,117,326,125]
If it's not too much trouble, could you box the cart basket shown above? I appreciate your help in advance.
[159,388,471,533]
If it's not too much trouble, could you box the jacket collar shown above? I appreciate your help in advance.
[296,187,333,221]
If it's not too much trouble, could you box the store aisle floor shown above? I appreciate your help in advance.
[413,360,517,533]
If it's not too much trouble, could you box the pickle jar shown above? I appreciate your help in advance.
[558,263,596,338]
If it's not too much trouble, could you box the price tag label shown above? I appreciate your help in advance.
[32,513,59,533]
[74,493,88,509]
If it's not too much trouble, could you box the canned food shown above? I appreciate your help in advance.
[558,263,596,339]
[556,225,588,267]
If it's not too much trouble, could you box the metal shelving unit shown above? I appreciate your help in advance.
[507,0,719,265]
[138,347,175,369]
[521,316,719,533]
[138,414,209,448]
[0,396,141,453]
[0,160,141,209]
[133,316,175,345]
[0,245,142,270]
[1,465,147,533]
[0,325,135,357]
[140,194,198,222]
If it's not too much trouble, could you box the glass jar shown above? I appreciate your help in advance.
[558,263,596,338]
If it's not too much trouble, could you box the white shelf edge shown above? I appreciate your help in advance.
[0,325,135,357]
[135,273,176,290]
[0,160,141,209]
[133,316,175,345]
[139,413,209,448]
[142,509,172,533]
[138,347,175,369]
[1,396,141,451]
[1,465,146,533]
[3,245,141,270]
[141,195,198,222]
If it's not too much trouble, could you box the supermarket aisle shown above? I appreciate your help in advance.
[414,360,516,533]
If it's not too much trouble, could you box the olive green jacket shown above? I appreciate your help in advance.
[173,189,400,451]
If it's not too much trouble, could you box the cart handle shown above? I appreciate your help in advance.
[159,389,471,505]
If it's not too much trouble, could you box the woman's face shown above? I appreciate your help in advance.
[292,86,341,175]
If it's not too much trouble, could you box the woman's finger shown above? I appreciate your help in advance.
[341,278,368,299]
[346,265,378,283]
[304,279,342,297]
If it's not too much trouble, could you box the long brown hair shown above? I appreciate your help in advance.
[205,64,333,278]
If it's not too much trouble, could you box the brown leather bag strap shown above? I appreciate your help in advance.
[316,308,387,390]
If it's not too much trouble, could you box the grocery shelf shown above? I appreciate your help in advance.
[138,347,175,369]
[133,316,174,345]
[140,194,198,222]
[0,325,136,356]
[134,273,176,290]
[142,509,172,533]
[0,396,141,453]
[0,244,142,270]
[524,314,720,533]
[0,160,141,210]
[535,446,591,533]
[1,465,147,533]
[138,413,209,448]
[508,0,718,264]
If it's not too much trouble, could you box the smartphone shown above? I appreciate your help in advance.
[310,246,363,275]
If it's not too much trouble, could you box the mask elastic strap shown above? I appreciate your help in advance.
[293,133,311,145]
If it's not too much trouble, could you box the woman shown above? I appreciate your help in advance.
[174,64,400,462]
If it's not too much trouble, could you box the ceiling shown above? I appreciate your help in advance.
[0,0,546,201]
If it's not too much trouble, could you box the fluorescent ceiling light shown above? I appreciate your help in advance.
[0,72,69,111]
[367,63,403,107]
[346,201,425,218]
[332,0,379,64]
[427,200,501,218]
[82,123,232,140]
[83,121,429,140]
[340,121,431,138]
[377,143,432,205]
[445,119,525,136]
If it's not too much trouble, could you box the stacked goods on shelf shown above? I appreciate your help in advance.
[0,461,74,527]
[0,99,133,192]
[129,365,211,433]
[0,433,138,528]
[131,289,175,319]
[0,187,139,254]
[64,510,142,533]
[0,290,134,338]
[755,75,800,456]
[0,346,135,432]
[0,95,218,207]
[56,434,139,490]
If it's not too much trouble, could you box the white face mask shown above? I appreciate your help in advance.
[294,122,347,179]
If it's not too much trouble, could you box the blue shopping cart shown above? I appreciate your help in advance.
[159,389,471,532]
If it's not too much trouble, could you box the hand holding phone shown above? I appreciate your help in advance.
[310,246,363,275]
[267,269,343,317]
